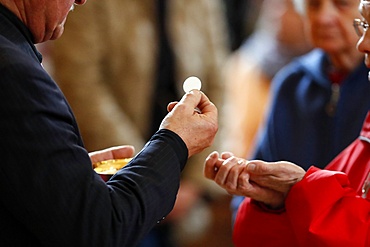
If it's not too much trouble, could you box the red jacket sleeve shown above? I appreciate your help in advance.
[285,166,370,247]
[233,167,370,247]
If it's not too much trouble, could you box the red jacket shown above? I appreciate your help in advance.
[233,111,370,247]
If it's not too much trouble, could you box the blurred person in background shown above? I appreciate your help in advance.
[46,0,229,246]
[222,0,262,51]
[220,0,312,160]
[229,0,370,223]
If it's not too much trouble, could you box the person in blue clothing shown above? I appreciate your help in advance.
[231,0,370,217]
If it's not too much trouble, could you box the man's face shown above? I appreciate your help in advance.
[42,0,76,41]
[21,0,86,43]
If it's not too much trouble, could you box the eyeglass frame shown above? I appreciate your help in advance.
[354,18,370,37]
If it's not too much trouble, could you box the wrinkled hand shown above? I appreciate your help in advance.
[160,90,218,157]
[89,145,135,164]
[204,151,305,208]
[243,160,306,194]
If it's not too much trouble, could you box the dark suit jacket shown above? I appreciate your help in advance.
[0,4,187,246]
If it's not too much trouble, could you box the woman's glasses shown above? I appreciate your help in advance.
[354,18,370,37]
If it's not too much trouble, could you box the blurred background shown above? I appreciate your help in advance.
[37,0,309,246]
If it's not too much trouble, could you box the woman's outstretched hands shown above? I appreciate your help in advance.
[204,151,305,208]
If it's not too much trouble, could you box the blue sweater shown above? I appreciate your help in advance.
[253,49,370,169]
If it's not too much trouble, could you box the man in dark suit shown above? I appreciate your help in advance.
[0,1,218,246]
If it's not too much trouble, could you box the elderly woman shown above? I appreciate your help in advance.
[204,0,370,246]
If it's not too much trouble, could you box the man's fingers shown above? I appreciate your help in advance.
[196,91,217,115]
[167,102,178,112]
[89,145,135,164]
[110,145,135,159]
[176,90,203,113]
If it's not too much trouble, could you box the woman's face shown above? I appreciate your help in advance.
[356,1,370,67]
[305,0,361,54]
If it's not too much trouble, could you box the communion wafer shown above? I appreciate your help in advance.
[183,76,202,93]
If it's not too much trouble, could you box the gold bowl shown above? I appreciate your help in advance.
[93,158,132,181]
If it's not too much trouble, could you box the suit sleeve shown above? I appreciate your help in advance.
[0,55,188,246]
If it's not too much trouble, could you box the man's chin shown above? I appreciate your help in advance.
[50,26,65,41]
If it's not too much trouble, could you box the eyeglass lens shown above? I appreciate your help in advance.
[354,19,369,37]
